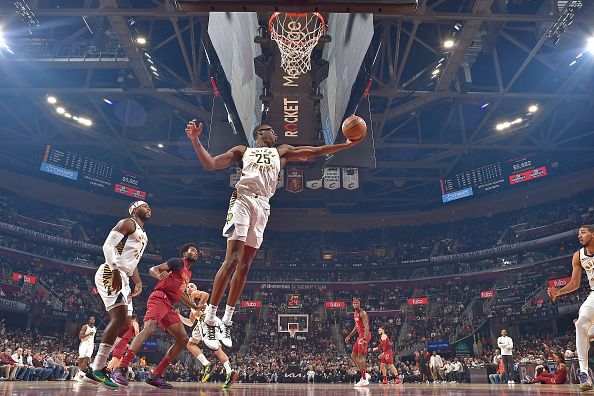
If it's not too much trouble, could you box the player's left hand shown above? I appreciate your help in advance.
[547,287,560,302]
[130,282,142,298]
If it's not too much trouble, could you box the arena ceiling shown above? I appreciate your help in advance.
[0,0,593,212]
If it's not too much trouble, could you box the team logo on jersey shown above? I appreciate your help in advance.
[226,213,233,223]
[248,149,278,172]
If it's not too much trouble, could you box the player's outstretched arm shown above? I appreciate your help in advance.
[548,251,582,301]
[279,140,360,164]
[185,119,245,170]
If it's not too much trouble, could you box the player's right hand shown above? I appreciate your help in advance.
[185,119,203,141]
[344,336,350,344]
[547,287,560,301]
[111,269,123,293]
[158,271,172,280]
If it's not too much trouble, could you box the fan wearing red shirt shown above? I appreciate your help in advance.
[112,243,201,389]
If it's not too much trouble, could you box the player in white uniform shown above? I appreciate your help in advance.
[75,316,96,381]
[86,200,150,388]
[548,225,594,391]
[177,283,237,388]
[186,120,361,350]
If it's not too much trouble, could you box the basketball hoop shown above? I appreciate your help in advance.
[269,12,326,77]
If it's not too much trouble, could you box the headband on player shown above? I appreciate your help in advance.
[128,200,148,215]
[187,282,197,290]
[353,298,361,303]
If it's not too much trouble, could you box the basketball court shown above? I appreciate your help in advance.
[0,382,588,395]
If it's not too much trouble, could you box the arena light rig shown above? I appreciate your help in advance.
[45,95,93,127]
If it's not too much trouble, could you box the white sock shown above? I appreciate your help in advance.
[576,311,594,373]
[92,343,113,371]
[222,305,235,326]
[205,304,218,325]
[224,361,232,375]
[197,353,209,366]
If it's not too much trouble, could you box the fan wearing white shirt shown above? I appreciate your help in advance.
[497,329,514,384]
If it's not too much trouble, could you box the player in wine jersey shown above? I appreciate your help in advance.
[112,243,200,389]
[177,283,238,389]
[186,120,361,350]
[372,327,402,385]
[75,316,96,381]
[345,298,371,387]
[548,225,594,392]
[107,314,139,371]
[86,201,150,388]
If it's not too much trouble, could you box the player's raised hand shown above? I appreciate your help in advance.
[185,119,203,141]
[547,287,560,302]
[130,281,143,298]
[344,336,351,344]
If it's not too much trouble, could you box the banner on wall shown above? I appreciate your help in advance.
[323,167,340,190]
[407,298,428,306]
[480,290,494,298]
[286,167,304,193]
[342,167,359,190]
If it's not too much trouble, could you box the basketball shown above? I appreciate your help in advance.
[342,115,367,142]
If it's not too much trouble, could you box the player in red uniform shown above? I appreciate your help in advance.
[345,298,371,387]
[111,243,201,389]
[372,326,402,384]
[107,314,139,371]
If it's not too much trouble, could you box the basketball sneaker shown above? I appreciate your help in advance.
[381,378,389,385]
[578,371,593,391]
[219,320,233,348]
[222,370,238,389]
[110,367,128,386]
[146,374,174,389]
[200,362,212,383]
[86,366,119,388]
[354,377,369,387]
[201,319,221,350]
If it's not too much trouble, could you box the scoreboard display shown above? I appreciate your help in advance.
[40,145,147,199]
[440,153,549,203]
[287,294,301,309]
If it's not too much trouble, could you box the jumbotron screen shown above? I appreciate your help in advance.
[440,153,549,203]
[40,145,147,199]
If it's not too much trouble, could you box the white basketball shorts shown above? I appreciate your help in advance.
[78,341,94,359]
[94,263,133,315]
[222,190,270,249]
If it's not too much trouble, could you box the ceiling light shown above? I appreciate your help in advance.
[496,122,510,131]
[569,60,577,66]
[528,105,538,113]
[586,37,594,53]
[511,118,523,125]
[56,107,65,114]
[157,143,164,148]
[431,69,440,75]
[146,57,154,64]
[144,52,151,59]
[103,98,113,105]
[150,65,157,72]
[47,96,57,104]
[443,39,455,49]
[64,113,72,118]
[136,37,147,45]
[77,117,93,126]
[480,102,490,109]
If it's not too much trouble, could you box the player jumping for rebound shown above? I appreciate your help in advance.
[185,120,361,350]
[345,298,371,387]
[86,201,150,387]
[112,243,200,389]
[107,314,139,371]
[548,225,594,391]
[177,283,238,389]
[372,326,402,385]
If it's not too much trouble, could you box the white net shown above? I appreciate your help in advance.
[269,12,326,77]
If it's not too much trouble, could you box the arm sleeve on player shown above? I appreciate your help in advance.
[102,230,125,270]
[166,258,184,271]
